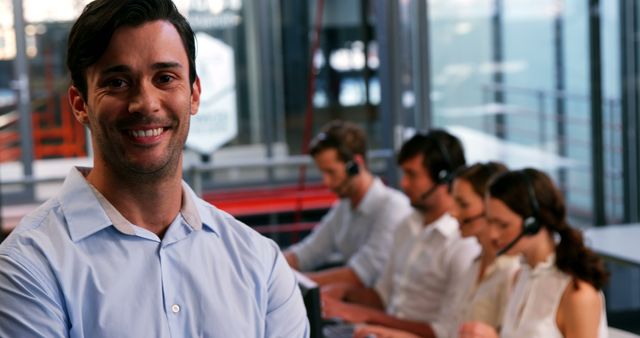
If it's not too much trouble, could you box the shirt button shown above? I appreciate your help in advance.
[171,304,181,313]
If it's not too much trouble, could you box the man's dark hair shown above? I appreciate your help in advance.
[397,129,466,181]
[309,120,367,163]
[67,0,197,100]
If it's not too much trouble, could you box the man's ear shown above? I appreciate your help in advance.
[68,86,89,125]
[190,77,201,116]
[353,153,366,170]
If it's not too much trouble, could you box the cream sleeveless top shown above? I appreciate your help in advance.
[500,254,608,338]
[432,254,519,338]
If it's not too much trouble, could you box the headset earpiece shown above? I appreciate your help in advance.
[437,169,453,185]
[522,215,540,235]
[521,170,541,236]
[431,134,454,186]
[345,160,360,177]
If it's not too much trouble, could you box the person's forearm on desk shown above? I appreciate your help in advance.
[323,298,435,338]
[307,266,364,287]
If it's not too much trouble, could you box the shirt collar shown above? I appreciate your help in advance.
[429,212,459,238]
[62,167,206,241]
[408,211,459,239]
[523,253,556,277]
[355,177,385,215]
[61,167,115,242]
[483,254,520,279]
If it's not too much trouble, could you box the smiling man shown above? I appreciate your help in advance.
[0,0,308,337]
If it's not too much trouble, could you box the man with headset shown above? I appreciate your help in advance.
[322,130,480,337]
[284,120,412,288]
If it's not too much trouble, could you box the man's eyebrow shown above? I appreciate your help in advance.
[100,64,131,75]
[151,62,183,70]
[99,62,183,75]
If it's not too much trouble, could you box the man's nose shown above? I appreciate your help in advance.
[488,223,499,240]
[322,174,332,188]
[399,176,409,192]
[450,205,460,219]
[128,81,160,114]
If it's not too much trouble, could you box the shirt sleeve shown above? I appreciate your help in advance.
[265,244,310,338]
[433,237,480,335]
[446,238,480,288]
[374,221,406,308]
[347,196,412,287]
[431,263,476,338]
[288,202,341,271]
[0,251,68,338]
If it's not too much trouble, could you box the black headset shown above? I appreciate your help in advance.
[415,132,456,202]
[432,135,454,186]
[312,132,360,178]
[520,169,542,235]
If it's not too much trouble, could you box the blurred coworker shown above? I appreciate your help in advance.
[322,130,480,336]
[354,162,519,338]
[284,120,411,287]
[0,0,308,337]
[459,168,609,338]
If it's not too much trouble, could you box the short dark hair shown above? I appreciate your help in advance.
[67,0,197,100]
[309,120,367,163]
[397,129,466,181]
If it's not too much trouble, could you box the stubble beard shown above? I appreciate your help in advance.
[94,115,189,186]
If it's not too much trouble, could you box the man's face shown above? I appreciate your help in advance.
[69,20,200,181]
[399,154,436,209]
[313,148,352,198]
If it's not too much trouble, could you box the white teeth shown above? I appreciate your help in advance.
[129,128,163,138]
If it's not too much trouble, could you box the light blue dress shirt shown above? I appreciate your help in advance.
[0,167,309,338]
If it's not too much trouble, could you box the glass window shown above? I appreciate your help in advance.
[425,0,622,226]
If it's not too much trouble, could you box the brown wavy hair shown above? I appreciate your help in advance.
[488,168,609,290]
[455,162,508,197]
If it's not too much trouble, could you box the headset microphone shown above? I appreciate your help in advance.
[460,213,485,225]
[419,183,440,201]
[496,229,526,256]
[496,170,542,256]
[495,215,539,256]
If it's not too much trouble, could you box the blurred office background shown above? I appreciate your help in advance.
[0,0,639,332]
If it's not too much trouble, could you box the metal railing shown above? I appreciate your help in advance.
[479,82,623,225]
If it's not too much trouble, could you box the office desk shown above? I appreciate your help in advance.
[584,224,640,266]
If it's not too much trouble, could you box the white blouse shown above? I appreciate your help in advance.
[500,254,608,338]
[431,254,520,338]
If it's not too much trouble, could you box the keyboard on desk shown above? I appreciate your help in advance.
[322,321,355,338]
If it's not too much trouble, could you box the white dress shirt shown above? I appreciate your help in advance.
[375,211,480,323]
[290,177,412,286]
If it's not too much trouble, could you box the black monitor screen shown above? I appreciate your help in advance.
[296,271,323,338]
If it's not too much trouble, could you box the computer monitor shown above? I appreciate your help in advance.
[296,271,323,338]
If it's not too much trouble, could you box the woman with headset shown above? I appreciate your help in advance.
[458,168,609,338]
[353,162,519,338]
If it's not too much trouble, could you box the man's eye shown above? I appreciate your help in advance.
[157,74,174,84]
[107,79,127,88]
